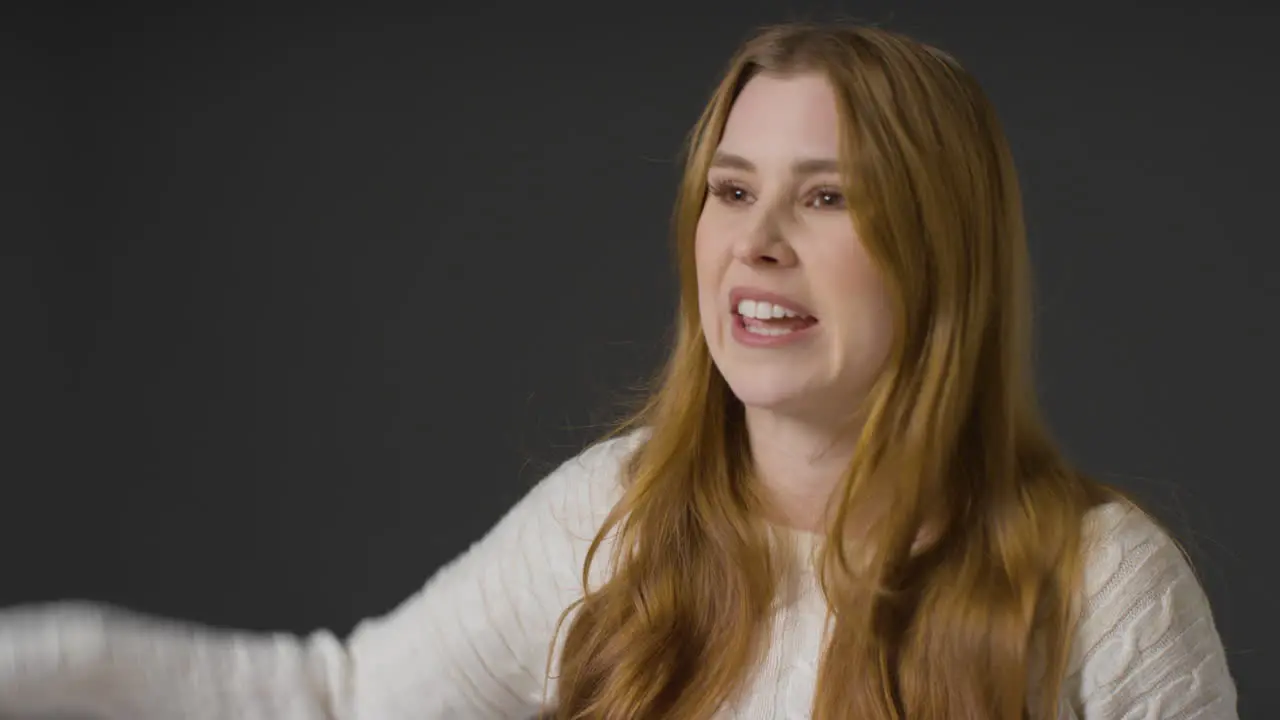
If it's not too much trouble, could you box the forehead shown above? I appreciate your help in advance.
[717,72,842,158]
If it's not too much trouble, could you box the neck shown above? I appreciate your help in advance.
[744,407,861,533]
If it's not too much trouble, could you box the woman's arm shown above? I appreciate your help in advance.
[1069,502,1239,719]
[0,434,636,720]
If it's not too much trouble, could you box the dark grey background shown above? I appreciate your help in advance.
[4,3,1276,716]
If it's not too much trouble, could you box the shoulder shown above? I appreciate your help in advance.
[516,428,648,538]
[561,427,649,481]
[1064,501,1238,717]
[1075,501,1199,622]
[544,427,648,497]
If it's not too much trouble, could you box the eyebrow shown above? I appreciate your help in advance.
[709,151,841,176]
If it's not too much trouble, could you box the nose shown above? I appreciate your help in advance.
[732,207,798,268]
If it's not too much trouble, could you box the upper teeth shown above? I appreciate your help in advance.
[737,299,803,320]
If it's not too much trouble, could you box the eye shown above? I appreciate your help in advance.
[708,180,754,205]
[804,186,847,210]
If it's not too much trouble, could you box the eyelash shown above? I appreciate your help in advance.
[707,181,846,210]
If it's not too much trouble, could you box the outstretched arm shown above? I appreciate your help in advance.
[0,435,636,720]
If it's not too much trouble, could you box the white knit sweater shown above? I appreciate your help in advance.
[0,433,1238,719]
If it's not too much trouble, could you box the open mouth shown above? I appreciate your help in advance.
[734,298,818,338]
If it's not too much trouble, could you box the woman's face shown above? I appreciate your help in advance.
[695,71,894,422]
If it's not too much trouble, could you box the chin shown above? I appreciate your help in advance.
[719,368,819,414]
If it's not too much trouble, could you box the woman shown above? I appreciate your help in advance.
[0,22,1237,720]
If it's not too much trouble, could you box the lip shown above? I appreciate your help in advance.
[727,285,819,348]
[728,286,816,318]
[730,312,818,348]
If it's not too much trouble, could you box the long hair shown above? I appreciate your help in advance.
[551,22,1123,719]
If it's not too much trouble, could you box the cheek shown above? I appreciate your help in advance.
[820,245,894,352]
[693,216,724,333]
[860,278,895,360]
[693,215,730,292]
[856,273,895,364]
[693,212,717,264]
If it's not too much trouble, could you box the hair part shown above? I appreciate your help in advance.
[551,22,1126,719]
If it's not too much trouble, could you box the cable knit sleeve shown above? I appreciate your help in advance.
[1065,502,1238,719]
[0,433,639,720]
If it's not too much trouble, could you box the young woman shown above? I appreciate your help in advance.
[0,22,1237,720]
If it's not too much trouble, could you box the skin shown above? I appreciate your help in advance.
[695,72,895,531]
